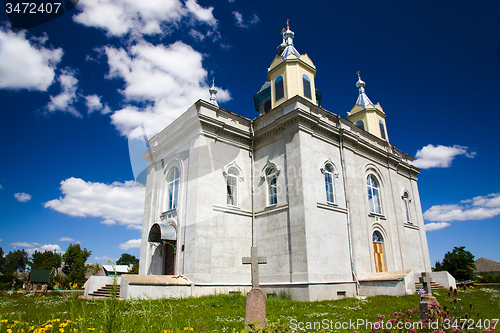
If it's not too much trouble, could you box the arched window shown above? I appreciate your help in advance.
[302,74,312,99]
[167,167,179,210]
[355,120,365,130]
[379,120,387,140]
[226,168,239,206]
[367,175,382,214]
[372,231,385,272]
[402,191,411,223]
[275,76,284,101]
[266,167,278,206]
[324,164,335,203]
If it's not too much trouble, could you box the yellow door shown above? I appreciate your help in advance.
[373,242,385,272]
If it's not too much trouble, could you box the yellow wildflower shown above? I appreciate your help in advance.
[60,329,65,333]
[7,329,12,333]
[1,319,8,323]
[87,329,95,331]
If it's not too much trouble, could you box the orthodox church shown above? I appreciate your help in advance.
[132,23,441,301]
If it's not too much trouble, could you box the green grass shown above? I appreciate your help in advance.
[0,287,498,332]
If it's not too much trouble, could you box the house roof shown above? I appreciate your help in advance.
[102,265,130,274]
[474,258,500,273]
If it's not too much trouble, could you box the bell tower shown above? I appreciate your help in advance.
[347,72,389,141]
[254,21,321,114]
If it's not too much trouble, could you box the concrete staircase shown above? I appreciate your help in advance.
[88,284,120,298]
[415,281,443,291]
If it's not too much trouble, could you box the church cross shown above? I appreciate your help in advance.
[356,71,361,78]
[242,247,267,288]
[419,272,433,296]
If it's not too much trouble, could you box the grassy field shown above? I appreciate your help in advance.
[0,287,498,332]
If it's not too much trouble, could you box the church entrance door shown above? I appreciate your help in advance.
[372,231,385,273]
[163,241,176,275]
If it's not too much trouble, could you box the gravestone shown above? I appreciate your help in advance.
[242,247,267,328]
[419,272,440,321]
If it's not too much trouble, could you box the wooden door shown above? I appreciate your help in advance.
[163,241,176,275]
[373,242,385,272]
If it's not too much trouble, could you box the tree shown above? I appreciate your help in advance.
[0,250,29,290]
[116,253,138,266]
[116,253,139,274]
[62,244,91,287]
[0,247,5,273]
[434,246,476,281]
[30,250,62,270]
[4,250,29,273]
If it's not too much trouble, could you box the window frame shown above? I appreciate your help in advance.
[355,120,365,130]
[366,174,382,215]
[324,163,335,204]
[274,76,284,101]
[402,191,411,223]
[379,120,387,140]
[266,167,278,206]
[166,167,180,211]
[226,168,239,207]
[302,74,312,99]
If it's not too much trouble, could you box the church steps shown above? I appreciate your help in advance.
[88,284,120,298]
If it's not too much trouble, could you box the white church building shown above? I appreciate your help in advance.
[87,24,457,301]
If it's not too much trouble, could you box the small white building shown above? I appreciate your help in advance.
[131,24,451,301]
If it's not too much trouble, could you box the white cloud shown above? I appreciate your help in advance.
[46,69,81,117]
[83,94,111,114]
[424,222,451,232]
[58,237,75,242]
[10,241,63,253]
[44,177,145,230]
[14,192,32,202]
[39,244,62,252]
[118,239,141,250]
[423,192,500,224]
[0,185,3,189]
[232,11,260,28]
[413,144,476,169]
[11,242,39,248]
[73,0,216,37]
[0,28,63,91]
[105,40,230,136]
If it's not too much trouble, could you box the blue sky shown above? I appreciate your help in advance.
[1,0,499,266]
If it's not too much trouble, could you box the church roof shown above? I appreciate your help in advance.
[280,21,301,59]
[355,75,374,108]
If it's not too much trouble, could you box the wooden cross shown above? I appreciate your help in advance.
[242,247,267,288]
[419,272,433,296]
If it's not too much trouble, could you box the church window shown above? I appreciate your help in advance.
[324,164,335,204]
[167,167,179,211]
[355,120,365,130]
[275,76,284,101]
[302,74,312,99]
[266,167,278,206]
[226,168,239,207]
[402,191,411,223]
[367,175,382,215]
[379,120,387,140]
